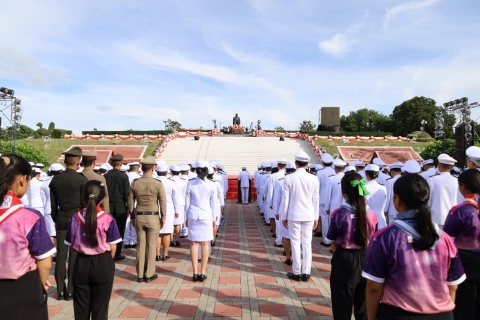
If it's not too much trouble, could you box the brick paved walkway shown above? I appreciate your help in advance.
[47,200,334,319]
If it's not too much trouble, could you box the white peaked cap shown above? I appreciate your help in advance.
[186,160,193,165]
[207,166,214,174]
[93,165,100,170]
[180,164,190,171]
[309,164,317,169]
[355,161,365,167]
[286,162,296,169]
[107,164,113,170]
[157,164,168,172]
[365,164,379,171]
[271,161,278,167]
[404,160,421,173]
[294,151,310,162]
[170,165,180,171]
[322,153,334,163]
[33,167,42,174]
[120,164,130,172]
[277,158,288,164]
[49,163,64,171]
[348,161,357,166]
[196,160,209,168]
[35,163,44,168]
[333,158,347,167]
[315,164,324,171]
[466,146,480,160]
[438,153,457,165]
[426,167,438,177]
[156,160,166,166]
[209,160,217,167]
[372,158,385,166]
[389,162,404,169]
[128,162,140,166]
[29,162,35,166]
[264,162,272,168]
[421,159,434,166]
[100,164,109,171]
[452,166,460,173]
[344,166,356,173]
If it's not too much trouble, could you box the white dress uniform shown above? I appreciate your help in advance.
[377,171,390,185]
[281,152,320,276]
[274,174,290,240]
[323,169,345,245]
[186,176,217,242]
[124,170,141,245]
[156,173,179,234]
[41,175,56,236]
[419,167,437,181]
[220,168,228,198]
[317,164,335,237]
[384,174,401,224]
[238,169,251,204]
[207,174,224,226]
[26,177,44,215]
[260,170,272,222]
[266,167,286,245]
[365,179,387,229]
[127,171,141,184]
[256,171,267,213]
[171,175,187,225]
[428,173,458,226]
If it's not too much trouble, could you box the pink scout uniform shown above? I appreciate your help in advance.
[362,210,466,314]
[65,206,122,255]
[0,192,56,280]
[326,204,378,249]
[444,194,480,251]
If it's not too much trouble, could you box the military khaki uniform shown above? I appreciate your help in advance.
[81,167,110,213]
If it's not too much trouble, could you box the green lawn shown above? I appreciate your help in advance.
[16,139,162,165]
[314,139,432,157]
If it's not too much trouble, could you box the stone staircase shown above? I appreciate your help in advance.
[159,136,321,174]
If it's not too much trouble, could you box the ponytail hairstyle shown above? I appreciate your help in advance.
[0,154,32,201]
[393,174,438,250]
[341,173,369,248]
[82,180,106,247]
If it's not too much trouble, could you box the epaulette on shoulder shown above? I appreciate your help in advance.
[386,177,392,181]
[189,177,196,181]
[328,175,335,177]
[279,177,284,180]
[207,178,216,182]
[168,178,175,182]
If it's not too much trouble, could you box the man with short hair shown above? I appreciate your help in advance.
[129,156,167,282]
[50,147,88,300]
[266,160,287,243]
[238,167,251,204]
[41,163,64,241]
[105,154,130,261]
[81,150,110,212]
[281,151,319,282]
[317,153,335,238]
[428,154,458,228]
[127,162,141,183]
[364,164,387,229]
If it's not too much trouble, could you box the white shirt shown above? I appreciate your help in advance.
[26,177,44,212]
[259,172,271,200]
[238,171,251,188]
[156,176,178,215]
[265,170,285,207]
[220,171,228,196]
[324,171,345,213]
[365,180,387,229]
[254,170,262,189]
[377,171,390,185]
[207,178,224,220]
[185,178,216,220]
[127,171,141,184]
[273,176,286,215]
[358,170,366,179]
[170,175,187,207]
[41,176,53,216]
[384,174,401,216]
[317,166,335,208]
[280,168,320,222]
[428,172,458,225]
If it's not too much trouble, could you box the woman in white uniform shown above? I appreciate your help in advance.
[207,166,224,246]
[186,161,216,282]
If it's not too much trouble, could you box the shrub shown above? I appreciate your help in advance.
[52,129,72,139]
[1,143,49,168]
[419,139,456,161]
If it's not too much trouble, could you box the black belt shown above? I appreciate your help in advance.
[136,211,159,216]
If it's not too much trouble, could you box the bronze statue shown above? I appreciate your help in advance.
[233,113,241,126]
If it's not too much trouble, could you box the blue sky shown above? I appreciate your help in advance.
[1,0,480,134]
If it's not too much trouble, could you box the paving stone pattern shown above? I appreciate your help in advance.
[47,200,334,319]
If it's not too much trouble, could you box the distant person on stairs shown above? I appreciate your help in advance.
[238,166,251,204]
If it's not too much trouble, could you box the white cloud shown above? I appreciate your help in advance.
[318,18,366,56]
[383,0,441,30]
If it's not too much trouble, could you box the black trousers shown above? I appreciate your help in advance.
[379,304,453,320]
[110,202,127,257]
[55,211,77,295]
[453,250,480,320]
[0,270,48,320]
[330,246,367,320]
[73,252,115,320]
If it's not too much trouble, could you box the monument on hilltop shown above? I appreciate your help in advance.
[229,113,245,134]
[233,113,241,126]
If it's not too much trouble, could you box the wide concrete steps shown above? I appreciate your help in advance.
[160,136,321,173]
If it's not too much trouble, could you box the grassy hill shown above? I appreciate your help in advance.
[16,139,162,165]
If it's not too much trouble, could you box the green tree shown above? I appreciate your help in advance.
[419,139,456,161]
[390,96,456,137]
[48,122,55,131]
[0,143,49,167]
[299,120,315,133]
[340,108,390,132]
[36,122,43,129]
[166,119,182,132]
[2,125,40,141]
[274,126,285,131]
